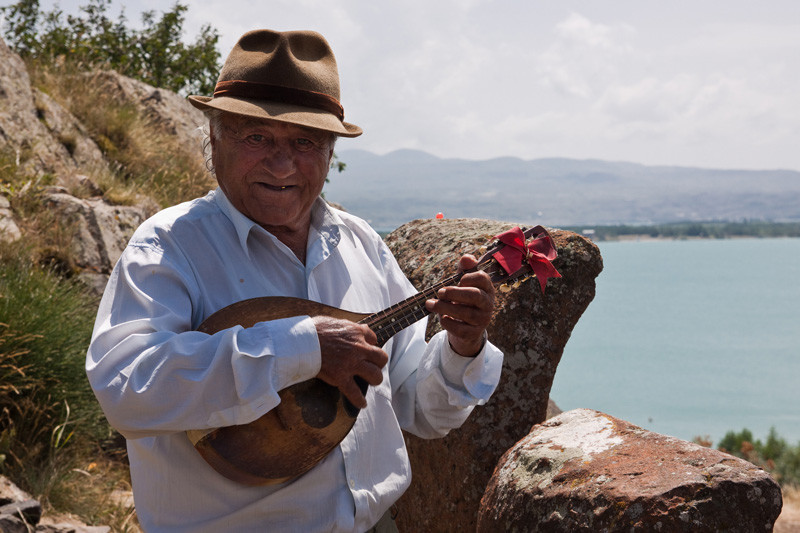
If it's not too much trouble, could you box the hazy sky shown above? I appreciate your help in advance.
[21,1,800,171]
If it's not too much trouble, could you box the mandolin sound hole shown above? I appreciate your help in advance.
[292,380,341,428]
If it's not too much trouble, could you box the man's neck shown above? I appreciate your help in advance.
[265,223,310,264]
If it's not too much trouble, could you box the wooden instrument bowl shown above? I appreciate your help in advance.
[188,297,369,485]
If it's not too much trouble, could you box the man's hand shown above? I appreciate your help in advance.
[425,254,495,357]
[313,315,388,409]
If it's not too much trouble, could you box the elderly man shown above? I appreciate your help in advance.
[86,29,503,532]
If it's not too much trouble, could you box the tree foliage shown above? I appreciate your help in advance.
[718,427,800,486]
[0,0,220,95]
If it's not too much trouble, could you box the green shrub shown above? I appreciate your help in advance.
[0,246,136,530]
[0,248,104,471]
[1,0,221,96]
[717,427,800,486]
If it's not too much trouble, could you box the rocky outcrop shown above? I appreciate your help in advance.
[0,38,106,181]
[41,189,158,293]
[90,70,205,156]
[0,475,110,533]
[478,409,783,532]
[0,37,204,185]
[0,196,21,241]
[0,36,203,290]
[386,218,603,532]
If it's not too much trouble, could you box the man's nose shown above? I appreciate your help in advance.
[261,143,296,178]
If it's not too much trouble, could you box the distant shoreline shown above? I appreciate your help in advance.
[378,220,800,241]
[562,220,800,242]
[589,234,800,243]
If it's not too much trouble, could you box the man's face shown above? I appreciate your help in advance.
[210,113,334,233]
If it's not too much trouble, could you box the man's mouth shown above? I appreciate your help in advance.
[260,183,293,191]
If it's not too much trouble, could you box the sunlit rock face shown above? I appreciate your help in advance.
[386,218,602,532]
[478,408,782,532]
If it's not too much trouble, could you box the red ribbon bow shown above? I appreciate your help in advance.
[492,226,562,293]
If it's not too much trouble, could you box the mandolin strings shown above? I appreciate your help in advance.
[362,260,503,346]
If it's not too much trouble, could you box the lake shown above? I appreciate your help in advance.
[549,237,800,445]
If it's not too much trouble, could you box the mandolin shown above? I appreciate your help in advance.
[186,226,560,485]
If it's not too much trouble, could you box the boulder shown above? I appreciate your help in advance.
[0,37,87,181]
[32,89,110,178]
[478,408,783,532]
[90,70,206,156]
[1,33,205,190]
[0,475,111,532]
[41,190,156,293]
[386,218,602,531]
[0,195,21,241]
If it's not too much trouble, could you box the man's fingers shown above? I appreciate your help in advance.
[329,358,384,410]
[458,254,479,271]
[435,285,492,312]
[339,378,368,410]
[314,316,387,407]
[422,254,496,357]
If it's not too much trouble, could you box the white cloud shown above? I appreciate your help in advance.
[534,13,637,99]
[29,0,800,170]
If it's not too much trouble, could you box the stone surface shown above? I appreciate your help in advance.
[386,218,603,532]
[0,499,42,526]
[478,408,783,532]
[32,89,110,178]
[0,195,21,241]
[0,475,112,532]
[91,70,205,156]
[0,37,82,180]
[41,191,154,273]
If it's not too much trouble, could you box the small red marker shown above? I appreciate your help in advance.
[435,212,444,219]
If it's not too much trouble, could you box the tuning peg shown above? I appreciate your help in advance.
[499,284,512,293]
[512,280,521,289]
[479,246,488,255]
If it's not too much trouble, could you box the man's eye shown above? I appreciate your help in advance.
[246,134,265,144]
[295,138,314,151]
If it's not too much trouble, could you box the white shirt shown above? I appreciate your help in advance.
[86,188,503,532]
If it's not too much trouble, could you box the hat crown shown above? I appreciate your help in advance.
[187,29,362,137]
[218,30,341,100]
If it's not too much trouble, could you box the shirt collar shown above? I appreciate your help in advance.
[212,187,353,261]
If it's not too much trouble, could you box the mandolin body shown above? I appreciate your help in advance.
[187,297,369,486]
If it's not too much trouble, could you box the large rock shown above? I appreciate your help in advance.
[0,475,111,532]
[91,70,206,156]
[0,35,205,185]
[0,195,21,242]
[32,89,110,178]
[41,190,156,293]
[0,37,101,181]
[478,408,783,532]
[386,218,602,532]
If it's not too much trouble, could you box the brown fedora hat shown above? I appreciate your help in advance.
[188,29,362,137]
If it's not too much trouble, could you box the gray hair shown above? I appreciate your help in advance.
[200,109,338,176]
[201,109,225,175]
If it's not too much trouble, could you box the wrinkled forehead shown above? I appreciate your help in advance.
[220,113,333,142]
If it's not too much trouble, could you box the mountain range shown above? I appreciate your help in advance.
[323,149,800,231]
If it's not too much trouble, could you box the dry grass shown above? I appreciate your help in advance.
[775,484,800,532]
[784,484,800,506]
[29,62,214,209]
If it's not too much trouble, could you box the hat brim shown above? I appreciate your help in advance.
[188,95,362,138]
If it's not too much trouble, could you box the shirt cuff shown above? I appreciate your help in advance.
[439,332,503,403]
[237,315,321,390]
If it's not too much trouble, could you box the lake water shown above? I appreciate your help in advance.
[549,237,800,446]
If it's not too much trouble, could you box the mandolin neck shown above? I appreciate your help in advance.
[360,271,464,345]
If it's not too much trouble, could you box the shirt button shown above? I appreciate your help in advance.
[349,479,356,488]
